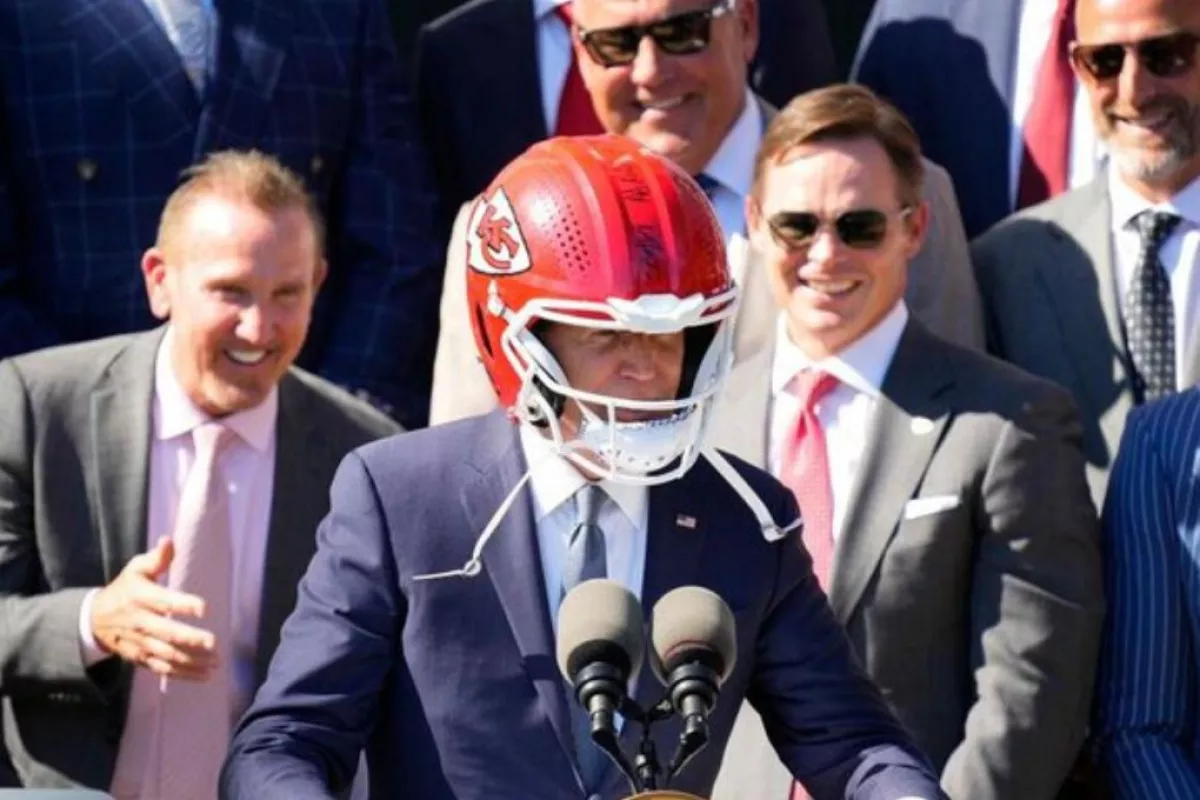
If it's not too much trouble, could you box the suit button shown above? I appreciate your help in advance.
[310,154,324,175]
[76,158,98,182]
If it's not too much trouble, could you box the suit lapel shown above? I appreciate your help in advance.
[253,375,328,684]
[477,0,548,144]
[197,0,290,154]
[828,323,954,623]
[1032,180,1132,409]
[60,0,200,140]
[708,334,773,466]
[90,331,163,581]
[463,416,575,769]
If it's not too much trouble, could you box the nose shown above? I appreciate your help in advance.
[629,32,668,87]
[618,337,659,382]
[1117,48,1159,109]
[805,226,842,267]
[235,303,271,346]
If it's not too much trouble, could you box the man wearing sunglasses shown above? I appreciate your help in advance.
[707,84,1105,800]
[427,0,983,427]
[974,0,1200,511]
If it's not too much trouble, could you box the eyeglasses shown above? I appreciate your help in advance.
[576,0,737,68]
[1070,32,1200,81]
[765,207,914,252]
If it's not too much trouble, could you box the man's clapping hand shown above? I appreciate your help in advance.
[89,538,220,681]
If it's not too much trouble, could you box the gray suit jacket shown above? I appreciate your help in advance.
[427,152,983,425]
[0,329,399,789]
[707,320,1105,800]
[971,178,1198,508]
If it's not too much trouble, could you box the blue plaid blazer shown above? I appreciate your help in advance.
[1096,389,1200,797]
[0,0,441,428]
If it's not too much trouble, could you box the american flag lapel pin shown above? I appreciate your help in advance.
[676,514,697,530]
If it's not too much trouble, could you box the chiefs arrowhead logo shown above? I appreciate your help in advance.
[466,189,532,276]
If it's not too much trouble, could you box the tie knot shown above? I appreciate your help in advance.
[192,422,234,464]
[1133,210,1182,251]
[575,483,606,528]
[695,173,720,200]
[790,370,838,411]
[555,2,574,25]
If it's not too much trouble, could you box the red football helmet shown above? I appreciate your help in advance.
[463,135,738,484]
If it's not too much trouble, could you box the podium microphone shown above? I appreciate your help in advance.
[556,579,645,790]
[650,586,737,781]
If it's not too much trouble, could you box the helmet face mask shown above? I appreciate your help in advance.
[498,289,738,485]
[466,135,738,486]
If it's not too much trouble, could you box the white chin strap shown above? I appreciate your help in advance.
[411,442,801,583]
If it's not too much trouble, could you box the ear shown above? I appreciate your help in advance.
[738,0,759,64]
[141,247,172,320]
[901,200,931,263]
[313,257,329,295]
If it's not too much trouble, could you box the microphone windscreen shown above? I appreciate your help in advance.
[649,586,737,685]
[555,579,645,684]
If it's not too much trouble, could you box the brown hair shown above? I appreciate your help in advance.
[156,149,324,257]
[753,83,925,206]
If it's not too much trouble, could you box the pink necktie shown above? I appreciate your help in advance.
[779,371,839,594]
[153,422,236,800]
[554,3,604,136]
[1016,0,1076,208]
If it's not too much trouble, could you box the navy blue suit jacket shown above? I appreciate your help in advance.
[221,412,945,800]
[1096,390,1200,797]
[853,0,1017,238]
[0,0,442,428]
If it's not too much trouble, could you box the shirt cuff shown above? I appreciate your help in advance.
[78,588,114,667]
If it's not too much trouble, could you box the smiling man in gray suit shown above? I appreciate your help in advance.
[707,85,1105,800]
[972,0,1200,509]
[0,151,397,796]
[426,0,984,427]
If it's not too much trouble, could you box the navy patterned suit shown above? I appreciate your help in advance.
[0,0,442,428]
[1096,389,1200,797]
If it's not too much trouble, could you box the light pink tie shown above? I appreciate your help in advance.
[153,422,236,800]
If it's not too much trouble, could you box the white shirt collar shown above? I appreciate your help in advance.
[1108,166,1200,232]
[533,0,571,20]
[153,327,278,452]
[518,424,647,528]
[700,88,761,200]
[771,302,909,398]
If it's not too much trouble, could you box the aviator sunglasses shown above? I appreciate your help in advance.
[1071,32,1200,81]
[576,0,737,68]
[764,207,914,252]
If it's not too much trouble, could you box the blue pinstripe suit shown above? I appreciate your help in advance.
[1096,390,1200,797]
[0,0,441,428]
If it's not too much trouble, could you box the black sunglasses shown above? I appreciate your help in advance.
[765,207,914,252]
[576,0,737,68]
[1071,32,1200,81]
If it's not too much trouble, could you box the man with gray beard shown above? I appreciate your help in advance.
[972,0,1200,510]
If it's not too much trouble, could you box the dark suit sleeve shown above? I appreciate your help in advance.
[222,451,402,800]
[0,107,59,357]
[748,489,947,800]
[0,360,105,697]
[1094,407,1200,797]
[941,384,1105,798]
[315,0,443,430]
[750,0,837,108]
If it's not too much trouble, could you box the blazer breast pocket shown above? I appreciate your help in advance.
[901,494,961,521]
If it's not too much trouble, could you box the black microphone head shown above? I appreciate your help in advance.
[556,579,645,685]
[649,586,737,686]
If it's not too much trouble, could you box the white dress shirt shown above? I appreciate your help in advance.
[80,330,278,723]
[519,425,648,626]
[699,88,762,245]
[1109,169,1200,389]
[767,303,909,539]
[142,0,217,85]
[1009,0,1103,207]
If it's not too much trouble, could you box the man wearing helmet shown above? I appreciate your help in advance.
[221,137,945,799]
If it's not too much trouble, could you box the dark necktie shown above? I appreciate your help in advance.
[561,483,608,789]
[1125,210,1182,403]
[695,173,720,201]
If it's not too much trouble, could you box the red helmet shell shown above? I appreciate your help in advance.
[464,135,732,409]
